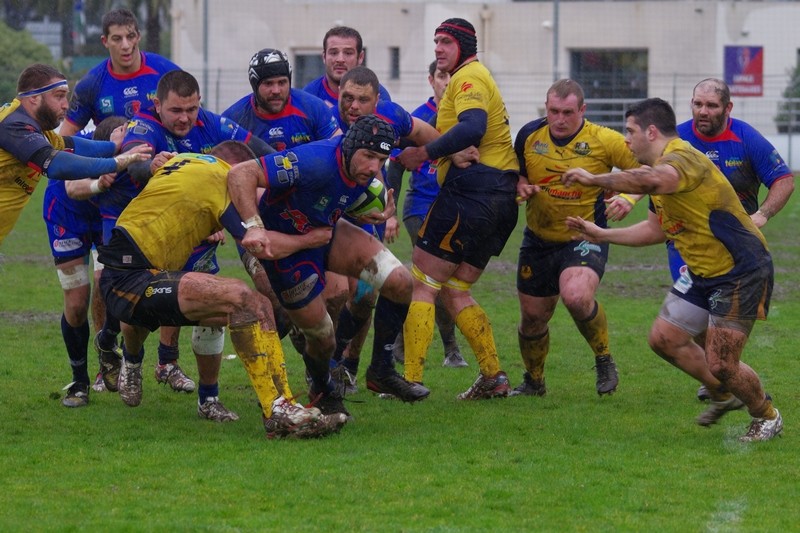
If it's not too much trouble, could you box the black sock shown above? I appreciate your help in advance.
[333,306,368,363]
[62,314,90,384]
[302,352,333,394]
[98,313,121,350]
[370,296,408,374]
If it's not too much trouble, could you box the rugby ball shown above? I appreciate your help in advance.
[346,178,386,217]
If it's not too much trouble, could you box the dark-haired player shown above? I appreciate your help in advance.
[223,48,340,151]
[228,115,425,419]
[59,8,180,136]
[303,26,391,107]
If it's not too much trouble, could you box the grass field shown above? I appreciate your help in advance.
[1,183,798,531]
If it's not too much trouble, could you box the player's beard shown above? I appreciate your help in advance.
[35,105,62,131]
[256,94,286,115]
[696,113,726,137]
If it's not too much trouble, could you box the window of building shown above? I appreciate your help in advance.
[570,49,648,99]
[293,52,324,88]
[390,47,400,80]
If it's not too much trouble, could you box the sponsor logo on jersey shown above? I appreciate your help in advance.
[52,237,83,252]
[281,273,319,304]
[533,140,549,154]
[724,157,743,169]
[339,195,350,205]
[460,81,473,92]
[269,127,284,137]
[704,150,720,162]
[123,86,139,98]
[100,97,114,114]
[574,142,591,156]
[314,196,331,211]
[145,285,172,297]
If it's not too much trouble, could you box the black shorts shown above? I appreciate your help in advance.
[100,267,195,331]
[416,165,518,270]
[517,227,609,297]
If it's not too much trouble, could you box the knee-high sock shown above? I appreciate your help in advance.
[574,301,611,358]
[333,305,368,363]
[518,329,549,380]
[98,312,120,349]
[402,301,435,383]
[267,332,293,400]
[62,314,90,384]
[369,296,408,374]
[228,322,281,418]
[455,304,501,377]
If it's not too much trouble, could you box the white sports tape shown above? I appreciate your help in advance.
[411,264,442,290]
[57,264,90,290]
[300,312,334,342]
[192,326,225,355]
[359,248,403,291]
[91,248,105,272]
[444,276,472,292]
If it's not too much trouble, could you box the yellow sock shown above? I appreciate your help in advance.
[228,321,280,418]
[518,329,549,381]
[265,330,293,400]
[403,301,435,383]
[574,301,611,357]
[455,304,500,377]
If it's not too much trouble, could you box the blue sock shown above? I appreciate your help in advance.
[98,313,120,350]
[198,382,219,404]
[122,345,145,364]
[158,342,179,365]
[62,314,90,384]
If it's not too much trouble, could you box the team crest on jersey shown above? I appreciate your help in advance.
[124,100,141,118]
[574,142,591,156]
[533,141,549,154]
[100,97,114,114]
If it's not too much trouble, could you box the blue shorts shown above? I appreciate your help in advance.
[184,242,220,274]
[43,194,102,263]
[260,243,331,310]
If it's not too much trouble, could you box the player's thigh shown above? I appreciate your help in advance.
[177,272,252,322]
[328,218,387,277]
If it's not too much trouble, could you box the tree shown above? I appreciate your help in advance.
[0,19,55,103]
[775,63,800,133]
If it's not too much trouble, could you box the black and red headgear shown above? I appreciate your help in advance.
[434,18,478,71]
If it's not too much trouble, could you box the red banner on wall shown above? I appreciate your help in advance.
[724,46,763,97]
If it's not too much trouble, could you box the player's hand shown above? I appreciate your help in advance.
[605,194,635,222]
[562,168,594,187]
[565,216,604,243]
[516,178,540,204]
[241,227,273,259]
[451,146,480,168]
[302,227,333,248]
[206,230,226,245]
[383,215,400,244]
[96,172,116,192]
[114,147,152,171]
[751,210,768,228]
[396,146,429,171]
[355,187,397,226]
[150,151,178,174]
[109,124,127,148]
